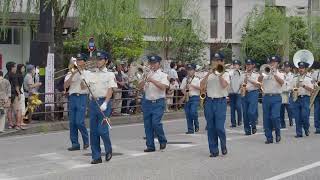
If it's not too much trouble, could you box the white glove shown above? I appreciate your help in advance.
[100,101,108,111]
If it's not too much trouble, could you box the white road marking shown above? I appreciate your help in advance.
[265,161,320,180]
[0,173,17,180]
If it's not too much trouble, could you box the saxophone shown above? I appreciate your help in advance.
[184,76,191,103]
[292,75,301,102]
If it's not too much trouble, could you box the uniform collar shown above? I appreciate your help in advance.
[97,67,108,72]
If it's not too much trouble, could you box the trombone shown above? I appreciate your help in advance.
[54,61,96,80]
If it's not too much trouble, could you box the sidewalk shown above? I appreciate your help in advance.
[0,111,204,138]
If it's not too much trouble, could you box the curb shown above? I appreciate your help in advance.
[0,111,204,138]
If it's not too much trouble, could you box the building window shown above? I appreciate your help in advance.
[225,0,232,39]
[312,0,320,10]
[210,0,218,38]
[0,27,21,45]
[0,29,12,44]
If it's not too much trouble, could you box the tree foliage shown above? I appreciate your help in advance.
[241,7,288,64]
[147,0,205,62]
[241,7,315,64]
[75,0,145,61]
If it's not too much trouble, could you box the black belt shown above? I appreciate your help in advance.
[145,98,164,103]
[206,97,226,100]
[298,95,310,98]
[247,90,258,93]
[70,93,87,96]
[264,93,280,96]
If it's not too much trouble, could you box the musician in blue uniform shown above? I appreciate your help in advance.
[229,60,243,127]
[311,66,320,134]
[138,55,169,152]
[258,56,284,144]
[180,63,201,134]
[201,52,229,157]
[64,53,90,151]
[292,62,314,138]
[85,51,117,164]
[242,59,260,135]
[280,61,294,128]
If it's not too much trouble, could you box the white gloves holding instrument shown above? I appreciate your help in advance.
[100,100,108,111]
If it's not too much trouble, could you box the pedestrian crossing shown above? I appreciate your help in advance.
[0,125,283,180]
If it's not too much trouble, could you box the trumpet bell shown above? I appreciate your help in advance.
[260,64,272,75]
[293,50,314,68]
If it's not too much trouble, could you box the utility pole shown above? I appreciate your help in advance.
[308,0,312,40]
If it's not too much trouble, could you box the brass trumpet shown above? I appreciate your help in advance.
[213,64,225,76]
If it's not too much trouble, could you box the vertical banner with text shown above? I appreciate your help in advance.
[45,53,54,107]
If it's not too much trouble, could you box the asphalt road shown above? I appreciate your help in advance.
[0,107,319,180]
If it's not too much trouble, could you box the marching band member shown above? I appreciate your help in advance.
[242,59,260,135]
[292,62,314,138]
[138,55,169,152]
[258,56,284,144]
[64,53,90,151]
[229,60,244,127]
[85,51,117,164]
[200,52,229,157]
[280,61,294,128]
[180,63,201,134]
[311,65,320,134]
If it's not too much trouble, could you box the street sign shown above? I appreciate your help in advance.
[45,53,54,107]
[88,37,95,52]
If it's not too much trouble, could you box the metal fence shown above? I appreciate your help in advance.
[29,89,188,121]
[29,89,264,121]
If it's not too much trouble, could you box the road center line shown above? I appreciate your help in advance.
[265,161,320,180]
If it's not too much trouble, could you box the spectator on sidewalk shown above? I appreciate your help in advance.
[0,71,11,132]
[113,64,124,116]
[7,62,25,130]
[17,64,26,123]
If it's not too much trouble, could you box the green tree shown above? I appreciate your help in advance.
[147,0,205,62]
[75,0,145,61]
[241,7,315,64]
[241,7,288,64]
[288,16,313,61]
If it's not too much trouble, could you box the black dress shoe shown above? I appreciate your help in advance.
[305,130,310,136]
[265,140,273,144]
[295,135,303,138]
[245,132,252,136]
[230,125,236,128]
[195,127,199,132]
[144,149,156,152]
[252,128,257,134]
[91,158,102,164]
[83,144,89,150]
[209,152,219,157]
[276,136,281,143]
[105,152,112,162]
[185,131,194,134]
[68,146,80,151]
[289,121,293,126]
[222,148,228,155]
[160,143,166,150]
[238,122,242,126]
